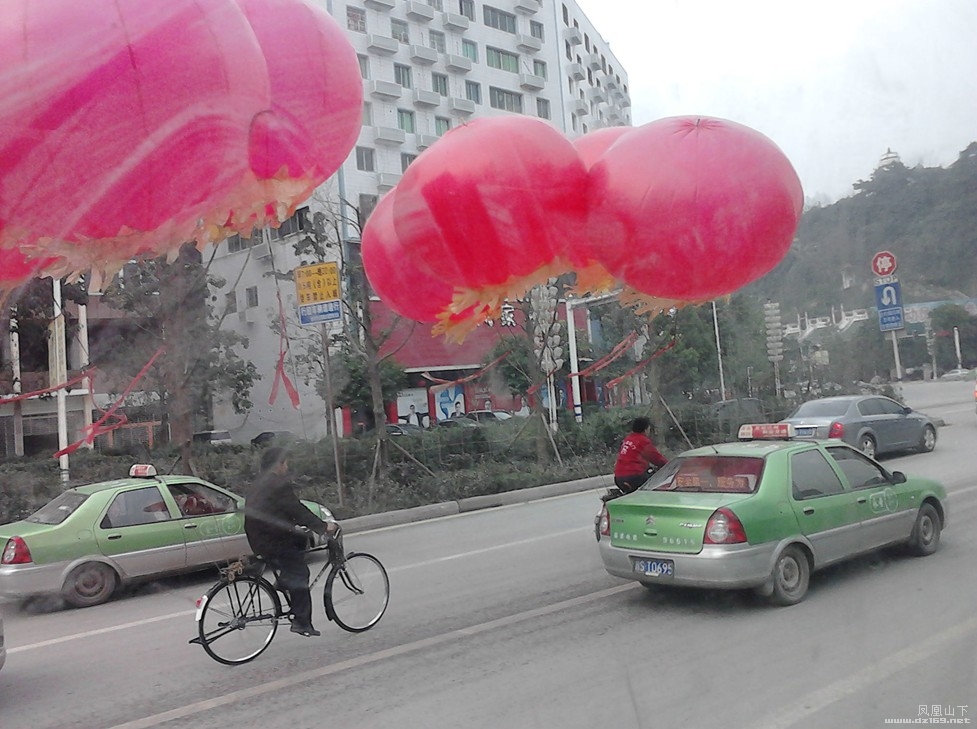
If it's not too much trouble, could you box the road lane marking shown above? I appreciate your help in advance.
[7,527,592,654]
[751,614,977,729]
[104,583,639,729]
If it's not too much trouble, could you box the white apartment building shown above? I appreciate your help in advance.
[208,0,633,443]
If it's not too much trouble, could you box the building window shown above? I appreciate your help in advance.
[394,63,413,89]
[347,7,366,33]
[462,39,478,62]
[570,114,577,131]
[428,0,443,9]
[562,4,569,25]
[487,47,519,73]
[489,87,522,113]
[465,80,482,104]
[432,72,449,96]
[584,34,590,52]
[227,233,257,253]
[391,18,410,43]
[401,153,417,172]
[533,59,547,79]
[429,29,446,52]
[530,20,544,40]
[357,194,379,229]
[276,207,309,238]
[564,40,572,60]
[435,116,451,136]
[362,102,372,126]
[225,292,237,314]
[357,54,370,80]
[355,146,375,171]
[459,0,475,21]
[397,109,416,133]
[245,286,259,309]
[483,6,516,33]
[536,97,550,119]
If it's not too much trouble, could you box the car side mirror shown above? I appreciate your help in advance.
[890,471,907,484]
[902,406,912,414]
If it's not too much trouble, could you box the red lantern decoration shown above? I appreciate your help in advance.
[391,116,589,336]
[587,116,803,305]
[362,191,456,323]
[0,0,361,290]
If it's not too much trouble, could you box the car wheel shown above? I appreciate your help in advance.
[908,503,941,557]
[917,425,937,453]
[62,562,118,608]
[858,434,877,459]
[768,546,810,606]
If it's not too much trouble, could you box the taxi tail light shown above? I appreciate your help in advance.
[704,509,748,545]
[598,506,610,537]
[828,421,844,439]
[2,536,33,564]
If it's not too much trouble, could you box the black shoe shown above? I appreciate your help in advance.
[290,623,321,637]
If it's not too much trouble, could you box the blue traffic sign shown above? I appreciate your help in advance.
[874,280,904,331]
[298,300,341,326]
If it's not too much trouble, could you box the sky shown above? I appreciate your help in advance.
[575,0,977,204]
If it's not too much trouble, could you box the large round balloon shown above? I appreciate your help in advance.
[391,116,589,333]
[361,191,456,324]
[587,116,803,302]
[0,0,361,288]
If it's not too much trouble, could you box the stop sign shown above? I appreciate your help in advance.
[871,250,897,277]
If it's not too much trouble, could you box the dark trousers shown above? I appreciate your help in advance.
[614,473,648,494]
[268,550,313,627]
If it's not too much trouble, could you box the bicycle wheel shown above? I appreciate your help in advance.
[324,552,389,633]
[197,576,281,665]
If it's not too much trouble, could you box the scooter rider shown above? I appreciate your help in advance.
[613,417,668,494]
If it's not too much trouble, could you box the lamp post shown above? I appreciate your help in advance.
[565,291,621,423]
[712,300,726,401]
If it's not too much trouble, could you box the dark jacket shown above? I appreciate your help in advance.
[244,470,328,556]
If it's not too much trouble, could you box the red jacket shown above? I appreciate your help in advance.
[614,432,667,477]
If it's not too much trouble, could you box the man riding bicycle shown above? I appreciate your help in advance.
[244,447,337,637]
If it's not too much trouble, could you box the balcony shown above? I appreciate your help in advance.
[588,86,606,103]
[516,34,542,53]
[518,73,545,91]
[367,34,399,55]
[443,12,470,31]
[604,76,619,91]
[373,126,406,145]
[416,134,440,149]
[586,53,602,71]
[567,62,585,81]
[410,44,439,65]
[377,172,402,190]
[449,97,476,115]
[405,1,435,21]
[445,54,472,73]
[368,79,403,99]
[564,27,583,45]
[412,88,441,107]
[364,0,395,9]
[514,0,540,14]
[570,99,588,116]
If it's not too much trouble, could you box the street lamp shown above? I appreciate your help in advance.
[565,290,621,423]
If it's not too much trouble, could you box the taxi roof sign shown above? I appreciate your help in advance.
[737,423,794,441]
[129,464,158,478]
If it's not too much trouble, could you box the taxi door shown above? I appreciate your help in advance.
[95,485,188,577]
[166,481,249,568]
[788,448,860,566]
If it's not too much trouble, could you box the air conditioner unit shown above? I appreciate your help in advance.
[251,242,271,259]
[238,309,257,324]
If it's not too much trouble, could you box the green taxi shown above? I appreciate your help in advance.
[0,465,333,608]
[596,424,947,605]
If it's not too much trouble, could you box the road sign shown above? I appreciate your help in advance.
[294,262,341,326]
[871,250,897,278]
[874,279,904,332]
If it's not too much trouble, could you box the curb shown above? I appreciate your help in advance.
[341,474,612,534]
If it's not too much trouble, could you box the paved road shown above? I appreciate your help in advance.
[1,382,974,729]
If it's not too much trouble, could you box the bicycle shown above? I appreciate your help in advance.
[189,526,389,665]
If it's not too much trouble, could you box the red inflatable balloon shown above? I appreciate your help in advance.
[573,126,633,169]
[392,116,589,335]
[362,191,455,324]
[587,116,803,302]
[0,0,361,289]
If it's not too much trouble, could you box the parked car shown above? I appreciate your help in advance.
[0,465,333,608]
[938,368,975,381]
[779,395,937,458]
[435,417,480,429]
[192,430,233,446]
[386,423,424,436]
[249,430,295,448]
[596,423,947,605]
[465,410,513,424]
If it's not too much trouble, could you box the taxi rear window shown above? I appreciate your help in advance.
[26,491,89,524]
[646,456,765,494]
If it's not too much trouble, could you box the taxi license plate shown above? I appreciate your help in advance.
[633,558,674,578]
[795,427,815,436]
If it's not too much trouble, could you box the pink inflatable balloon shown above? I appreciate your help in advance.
[572,126,633,169]
[362,192,455,324]
[587,116,803,302]
[0,0,361,288]
[392,116,589,333]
